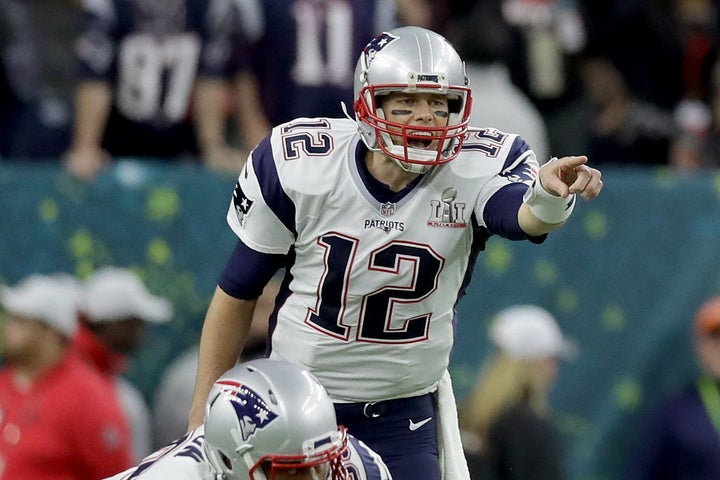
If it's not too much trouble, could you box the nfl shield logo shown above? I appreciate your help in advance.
[380,202,395,217]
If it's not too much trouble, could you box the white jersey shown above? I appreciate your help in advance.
[104,427,209,480]
[104,426,392,479]
[228,118,538,402]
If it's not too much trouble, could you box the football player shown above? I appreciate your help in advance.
[232,0,399,153]
[188,26,603,479]
[65,0,261,179]
[105,358,392,479]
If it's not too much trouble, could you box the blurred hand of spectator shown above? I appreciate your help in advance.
[64,145,111,180]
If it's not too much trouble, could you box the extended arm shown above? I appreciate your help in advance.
[64,81,112,180]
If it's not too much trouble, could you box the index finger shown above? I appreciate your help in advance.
[551,155,588,168]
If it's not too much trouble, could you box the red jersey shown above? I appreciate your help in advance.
[0,351,132,480]
[72,324,126,377]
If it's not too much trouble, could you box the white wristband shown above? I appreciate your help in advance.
[522,177,576,224]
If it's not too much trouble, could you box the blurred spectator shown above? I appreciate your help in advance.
[580,0,720,170]
[458,305,577,480]
[672,0,719,102]
[628,295,720,479]
[232,0,404,151]
[580,54,675,166]
[151,273,280,448]
[0,273,132,479]
[670,55,720,171]
[669,97,713,171]
[701,59,720,167]
[0,0,80,160]
[64,0,261,180]
[496,0,588,157]
[73,266,173,462]
[444,0,550,163]
[580,0,684,111]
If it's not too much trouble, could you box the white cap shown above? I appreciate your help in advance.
[489,305,577,360]
[0,274,81,337]
[81,267,173,323]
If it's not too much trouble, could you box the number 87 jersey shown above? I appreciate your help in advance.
[228,117,539,403]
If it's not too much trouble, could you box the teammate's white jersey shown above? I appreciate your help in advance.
[228,118,539,402]
[104,426,392,479]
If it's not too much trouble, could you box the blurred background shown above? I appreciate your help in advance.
[3,0,720,478]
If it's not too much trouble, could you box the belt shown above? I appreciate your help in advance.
[334,393,434,419]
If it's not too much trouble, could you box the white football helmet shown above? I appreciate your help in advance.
[203,358,347,480]
[353,26,472,174]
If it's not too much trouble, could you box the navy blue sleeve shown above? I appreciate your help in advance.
[218,240,286,299]
[252,135,297,236]
[483,183,547,243]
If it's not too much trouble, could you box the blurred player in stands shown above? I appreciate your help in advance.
[65,0,261,180]
[0,0,80,160]
[105,358,393,479]
[187,26,603,480]
[231,0,433,151]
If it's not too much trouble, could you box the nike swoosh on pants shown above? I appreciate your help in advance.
[408,417,432,431]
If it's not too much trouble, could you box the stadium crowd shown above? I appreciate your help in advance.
[2,0,720,173]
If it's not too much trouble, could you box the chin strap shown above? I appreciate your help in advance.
[340,101,353,122]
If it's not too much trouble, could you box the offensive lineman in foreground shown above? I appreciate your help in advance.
[187,26,604,480]
[105,358,392,479]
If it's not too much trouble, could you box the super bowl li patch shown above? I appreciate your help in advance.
[232,181,254,227]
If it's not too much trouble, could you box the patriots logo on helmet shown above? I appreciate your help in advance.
[216,380,278,441]
[363,32,398,65]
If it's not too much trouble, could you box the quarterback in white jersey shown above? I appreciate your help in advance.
[107,359,392,480]
[188,26,603,480]
[228,119,542,402]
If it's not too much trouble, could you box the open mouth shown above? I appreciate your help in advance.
[408,139,433,148]
[407,131,435,149]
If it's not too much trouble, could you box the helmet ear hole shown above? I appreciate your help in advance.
[220,452,233,470]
